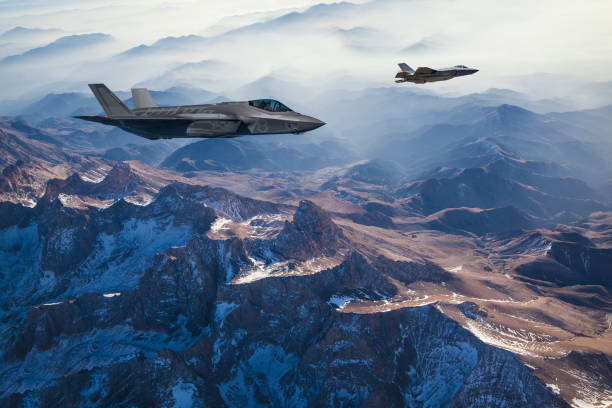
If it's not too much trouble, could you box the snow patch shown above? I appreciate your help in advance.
[215,302,239,328]
[240,213,285,239]
[210,217,232,233]
[46,227,76,256]
[546,383,560,395]
[233,254,343,285]
[0,324,200,398]
[398,328,478,408]
[218,344,304,407]
[571,397,612,408]
[72,217,192,295]
[171,381,196,408]
[503,235,552,255]
[328,295,355,310]
[465,320,543,357]
[57,193,86,208]
[192,192,252,221]
[0,224,45,298]
[40,301,62,306]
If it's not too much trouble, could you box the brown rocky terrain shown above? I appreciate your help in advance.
[0,114,610,407]
[0,195,569,407]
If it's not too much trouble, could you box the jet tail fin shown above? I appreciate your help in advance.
[131,88,158,109]
[88,83,132,116]
[398,63,415,74]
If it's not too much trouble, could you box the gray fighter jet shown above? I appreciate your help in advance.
[395,63,478,84]
[75,84,325,139]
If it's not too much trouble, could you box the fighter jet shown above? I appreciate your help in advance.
[75,84,325,139]
[395,63,478,84]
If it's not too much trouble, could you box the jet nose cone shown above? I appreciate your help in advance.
[312,118,326,129]
[301,116,326,132]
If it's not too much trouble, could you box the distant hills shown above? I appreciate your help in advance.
[0,26,62,42]
[370,103,612,183]
[0,26,63,59]
[3,83,611,222]
[0,33,113,65]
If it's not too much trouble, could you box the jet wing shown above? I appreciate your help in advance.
[414,67,436,75]
[73,115,119,125]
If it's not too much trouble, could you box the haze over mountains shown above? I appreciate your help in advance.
[0,0,611,104]
[0,1,611,407]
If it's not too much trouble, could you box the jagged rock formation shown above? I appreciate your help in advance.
[270,200,344,261]
[0,189,568,407]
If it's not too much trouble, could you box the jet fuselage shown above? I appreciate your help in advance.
[395,64,478,84]
[76,84,325,140]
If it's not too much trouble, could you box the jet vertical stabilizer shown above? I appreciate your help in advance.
[398,63,415,74]
[132,88,158,109]
[89,83,133,116]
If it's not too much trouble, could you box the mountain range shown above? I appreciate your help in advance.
[1,79,611,406]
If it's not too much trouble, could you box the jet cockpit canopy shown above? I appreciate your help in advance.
[248,99,293,112]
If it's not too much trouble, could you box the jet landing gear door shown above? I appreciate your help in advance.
[245,118,269,134]
[186,120,241,137]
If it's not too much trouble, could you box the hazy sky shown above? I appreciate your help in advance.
[0,0,350,43]
[2,0,610,68]
[0,0,611,100]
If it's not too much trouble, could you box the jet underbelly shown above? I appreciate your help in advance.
[426,74,454,82]
[247,118,299,134]
[186,120,242,137]
[118,118,192,139]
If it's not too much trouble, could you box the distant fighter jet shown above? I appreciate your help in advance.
[395,63,478,84]
[75,84,325,139]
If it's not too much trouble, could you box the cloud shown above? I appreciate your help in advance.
[0,0,610,104]
[400,36,442,54]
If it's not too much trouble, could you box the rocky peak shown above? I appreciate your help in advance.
[39,163,150,205]
[315,251,397,300]
[168,183,280,221]
[373,256,453,285]
[100,197,139,218]
[97,163,139,191]
[127,186,217,235]
[292,200,335,231]
[1,160,31,188]
[147,184,188,213]
[41,172,86,202]
[272,200,344,260]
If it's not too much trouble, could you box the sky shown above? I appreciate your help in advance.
[0,0,611,102]
[0,0,347,43]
